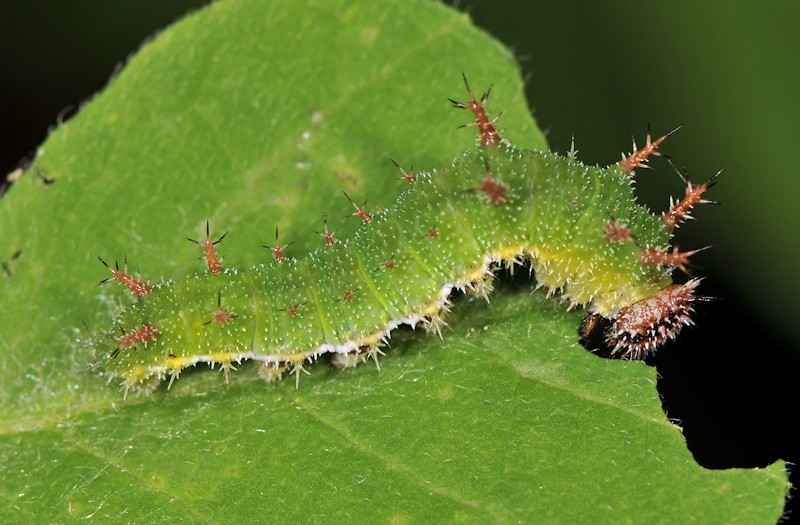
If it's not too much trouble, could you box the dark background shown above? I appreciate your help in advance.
[2,1,797,520]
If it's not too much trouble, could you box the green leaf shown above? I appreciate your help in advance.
[0,0,788,523]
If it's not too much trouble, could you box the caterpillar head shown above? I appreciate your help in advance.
[580,278,703,360]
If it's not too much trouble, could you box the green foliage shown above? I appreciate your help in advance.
[0,0,787,522]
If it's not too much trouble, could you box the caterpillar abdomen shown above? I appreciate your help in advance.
[89,78,711,395]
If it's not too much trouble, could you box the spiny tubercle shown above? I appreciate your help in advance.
[477,173,509,206]
[662,170,720,229]
[449,72,501,147]
[315,213,337,246]
[603,221,635,244]
[265,226,292,263]
[344,191,372,223]
[186,221,228,274]
[392,159,416,184]
[118,323,159,349]
[619,126,680,173]
[640,246,708,273]
[206,293,236,325]
[97,256,150,297]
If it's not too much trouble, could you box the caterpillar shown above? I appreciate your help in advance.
[87,75,715,396]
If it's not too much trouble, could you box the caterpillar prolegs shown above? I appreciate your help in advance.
[88,76,714,396]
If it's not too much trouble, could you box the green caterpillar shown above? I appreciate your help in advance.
[89,76,714,396]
